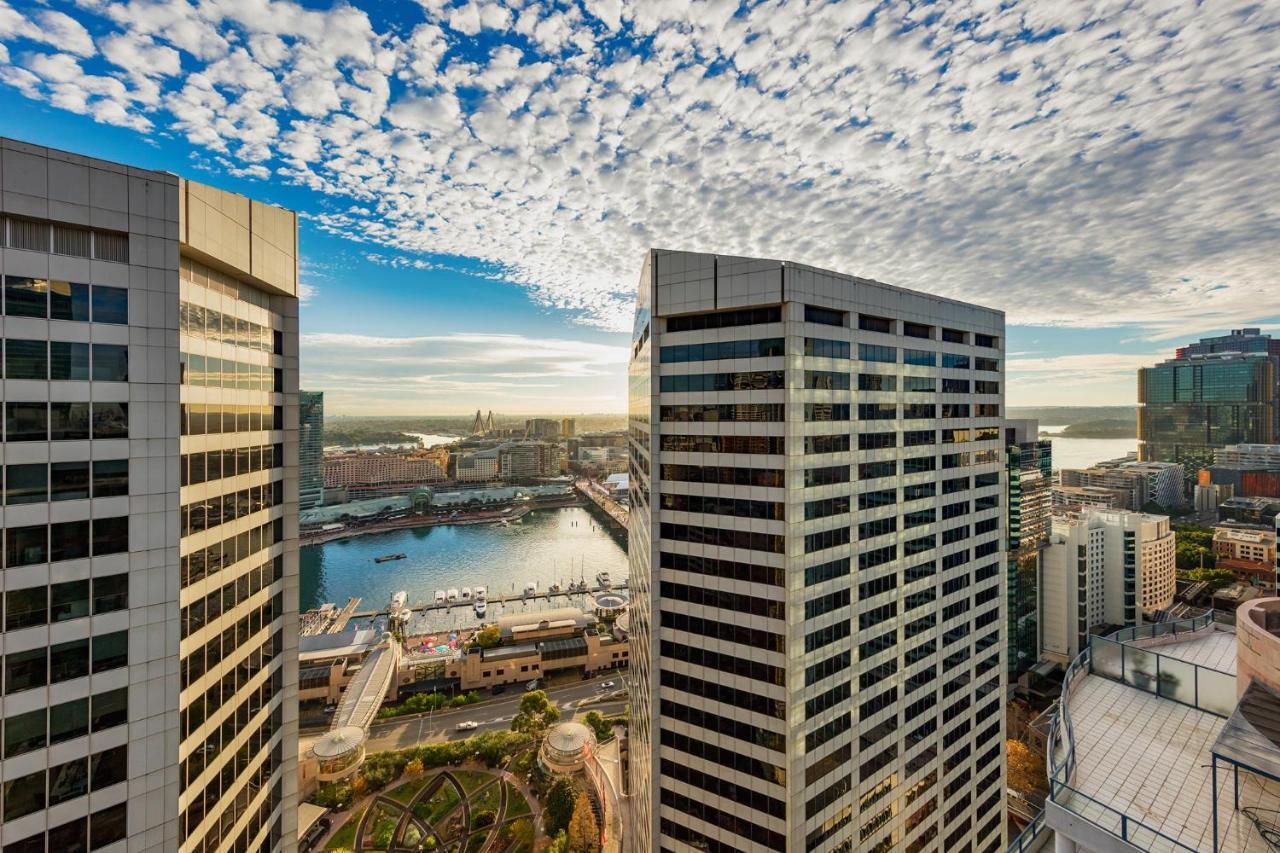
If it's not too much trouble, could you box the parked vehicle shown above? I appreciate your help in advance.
[456,721,479,731]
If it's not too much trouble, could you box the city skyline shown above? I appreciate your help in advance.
[1,1,1277,413]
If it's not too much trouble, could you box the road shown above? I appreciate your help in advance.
[300,673,628,757]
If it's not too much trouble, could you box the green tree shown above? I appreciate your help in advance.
[546,831,570,853]
[1188,566,1237,590]
[543,777,576,836]
[583,711,612,741]
[567,791,601,853]
[474,624,501,648]
[511,690,560,735]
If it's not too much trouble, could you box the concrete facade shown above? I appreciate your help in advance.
[0,139,298,853]
[627,249,1007,852]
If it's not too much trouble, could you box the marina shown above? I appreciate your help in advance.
[299,505,629,632]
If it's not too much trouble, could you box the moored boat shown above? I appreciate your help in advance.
[374,553,407,563]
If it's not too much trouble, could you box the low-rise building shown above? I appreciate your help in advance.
[454,449,501,482]
[446,607,629,690]
[1220,495,1280,526]
[1051,484,1129,510]
[1214,524,1278,593]
[325,451,449,498]
[1214,443,1280,468]
[1059,460,1185,510]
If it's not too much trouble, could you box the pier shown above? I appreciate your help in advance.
[574,478,629,532]
[343,581,627,621]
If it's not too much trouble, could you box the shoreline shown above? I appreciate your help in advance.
[299,496,581,546]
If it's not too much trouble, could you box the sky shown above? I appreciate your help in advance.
[1,0,1278,415]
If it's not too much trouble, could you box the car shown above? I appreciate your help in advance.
[525,680,541,692]
[599,680,616,689]
[455,721,479,731]
[492,684,506,695]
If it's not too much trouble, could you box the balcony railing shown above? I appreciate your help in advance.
[1039,611,1238,852]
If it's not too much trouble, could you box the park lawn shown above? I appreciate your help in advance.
[507,817,535,851]
[453,770,495,795]
[324,804,366,850]
[416,783,462,827]
[503,782,531,819]
[470,780,502,814]
[387,774,432,804]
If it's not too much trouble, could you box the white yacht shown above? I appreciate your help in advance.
[461,587,472,601]
[524,581,537,596]
[434,590,446,605]
[474,586,487,600]
[474,599,487,618]
[446,588,460,602]
[390,591,407,612]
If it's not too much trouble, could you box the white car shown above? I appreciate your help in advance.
[455,721,479,731]
[598,681,616,690]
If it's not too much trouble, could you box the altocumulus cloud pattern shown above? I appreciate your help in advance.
[1,0,1277,332]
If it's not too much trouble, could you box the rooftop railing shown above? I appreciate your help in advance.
[1039,611,1239,852]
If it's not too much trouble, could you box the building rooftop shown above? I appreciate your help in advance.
[1044,613,1280,853]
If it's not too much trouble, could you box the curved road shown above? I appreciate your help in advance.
[301,674,628,757]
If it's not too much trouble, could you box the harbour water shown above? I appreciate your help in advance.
[299,506,628,619]
[1040,426,1137,471]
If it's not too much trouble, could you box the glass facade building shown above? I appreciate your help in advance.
[0,139,300,853]
[299,391,324,510]
[628,250,1007,853]
[1004,421,1051,683]
[1139,329,1278,475]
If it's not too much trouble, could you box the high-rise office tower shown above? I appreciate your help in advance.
[1040,508,1176,662]
[1138,328,1279,474]
[1005,419,1051,682]
[299,391,324,509]
[0,139,299,852]
[627,250,1007,853]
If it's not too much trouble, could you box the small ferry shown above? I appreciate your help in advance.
[549,583,561,594]
[447,588,460,602]
[474,586,487,600]
[374,553,407,563]
[434,590,446,605]
[474,599,487,618]
[461,587,472,601]
[596,572,611,588]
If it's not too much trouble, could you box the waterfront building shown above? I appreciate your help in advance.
[1006,419,1052,682]
[323,451,447,499]
[1138,328,1279,474]
[627,249,1007,852]
[0,139,299,851]
[1037,600,1280,853]
[1050,484,1129,510]
[1059,460,1184,511]
[1040,509,1176,663]
[1213,524,1278,593]
[498,440,560,480]
[299,391,324,509]
[454,448,500,482]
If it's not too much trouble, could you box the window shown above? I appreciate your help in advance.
[942,378,970,393]
[93,459,129,497]
[5,524,47,567]
[941,403,970,419]
[858,373,896,391]
[91,687,128,731]
[858,403,896,420]
[942,328,966,343]
[903,429,935,446]
[51,580,90,622]
[49,341,91,380]
[50,697,89,743]
[50,402,90,440]
[5,463,48,504]
[904,348,935,366]
[90,802,128,849]
[91,631,128,673]
[805,403,850,421]
[860,489,896,509]
[5,585,48,629]
[806,305,846,327]
[666,305,781,332]
[859,343,896,363]
[2,769,45,821]
[859,314,893,333]
[904,375,935,392]
[805,338,850,358]
[91,286,129,324]
[975,333,998,348]
[805,434,850,454]
[51,520,90,561]
[975,380,999,394]
[50,280,90,320]
[903,403,935,419]
[5,339,47,379]
[4,647,47,693]
[92,402,129,438]
[4,276,48,317]
[805,370,849,390]
[51,461,91,500]
[51,638,90,681]
[659,370,783,392]
[859,460,897,480]
[49,756,89,805]
[6,402,48,441]
[92,344,129,382]
[90,744,127,790]
[859,432,896,450]
[92,517,129,555]
[903,321,932,339]
[976,356,999,371]
[805,465,848,487]
[660,338,785,362]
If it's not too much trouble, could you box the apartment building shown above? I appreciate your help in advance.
[323,451,447,499]
[627,249,1007,853]
[1059,460,1184,511]
[1040,509,1176,663]
[1212,525,1277,593]
[0,139,299,852]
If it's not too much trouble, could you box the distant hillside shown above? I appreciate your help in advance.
[1043,419,1135,439]
[1007,406,1137,428]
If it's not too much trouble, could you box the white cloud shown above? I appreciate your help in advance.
[0,0,1275,336]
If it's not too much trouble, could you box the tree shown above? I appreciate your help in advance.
[511,690,560,735]
[1176,540,1216,571]
[583,711,611,741]
[546,832,570,853]
[474,624,501,648]
[1188,566,1237,590]
[567,791,601,853]
[404,758,424,777]
[1006,739,1048,797]
[543,777,576,836]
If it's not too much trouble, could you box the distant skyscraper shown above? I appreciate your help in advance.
[300,391,324,509]
[1040,509,1176,662]
[1139,328,1279,474]
[0,139,299,851]
[1005,419,1052,682]
[561,416,576,437]
[628,249,1007,853]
